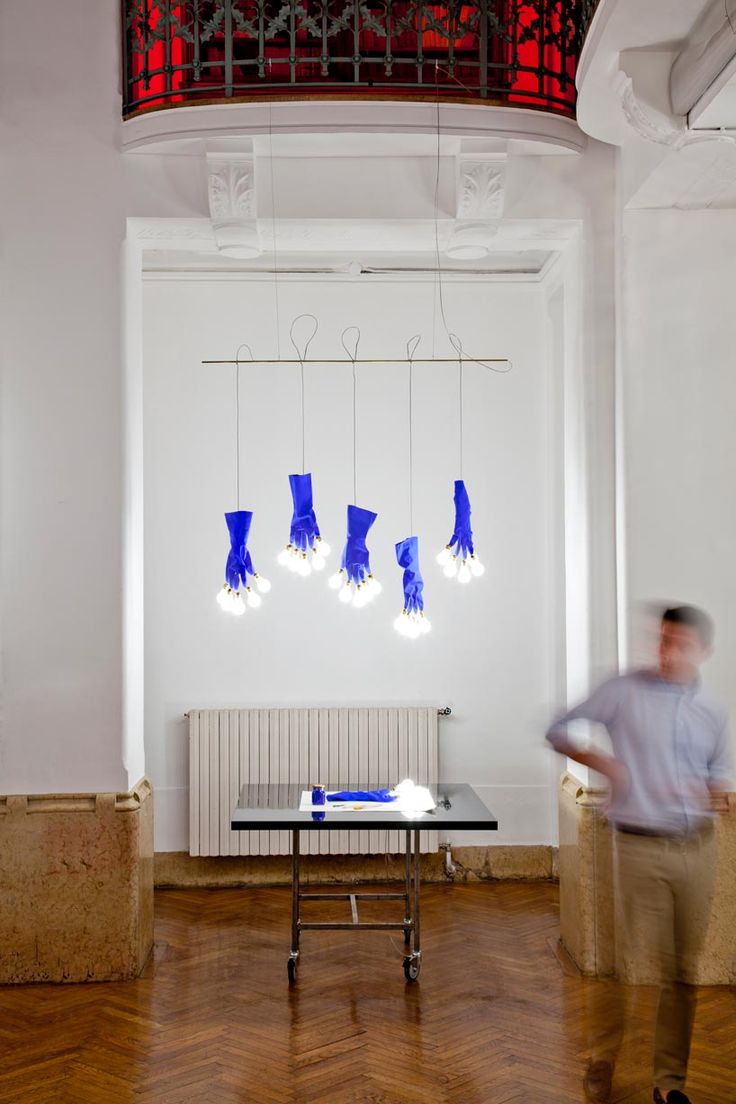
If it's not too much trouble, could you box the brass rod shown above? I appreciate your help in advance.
[202,357,509,365]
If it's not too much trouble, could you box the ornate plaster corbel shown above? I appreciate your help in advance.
[206,151,261,257]
[447,153,506,259]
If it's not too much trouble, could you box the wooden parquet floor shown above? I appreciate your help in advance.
[0,882,734,1104]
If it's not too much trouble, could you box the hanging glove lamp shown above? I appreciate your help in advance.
[328,326,380,607]
[216,344,270,615]
[278,315,330,576]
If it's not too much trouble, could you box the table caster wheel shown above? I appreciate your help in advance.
[403,955,421,982]
[287,956,298,984]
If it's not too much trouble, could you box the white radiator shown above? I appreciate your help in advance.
[188,706,440,857]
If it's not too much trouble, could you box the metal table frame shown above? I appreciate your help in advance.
[290,827,423,983]
[230,783,497,985]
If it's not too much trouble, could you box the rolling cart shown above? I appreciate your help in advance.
[231,782,498,984]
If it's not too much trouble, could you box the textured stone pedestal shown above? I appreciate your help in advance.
[557,772,736,984]
[0,778,153,983]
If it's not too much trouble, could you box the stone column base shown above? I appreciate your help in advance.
[557,772,736,984]
[0,778,153,983]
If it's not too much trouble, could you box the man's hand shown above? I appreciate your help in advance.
[709,788,735,815]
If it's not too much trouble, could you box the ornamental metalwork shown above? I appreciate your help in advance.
[123,0,595,118]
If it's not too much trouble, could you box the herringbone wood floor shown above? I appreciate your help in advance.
[0,883,733,1104]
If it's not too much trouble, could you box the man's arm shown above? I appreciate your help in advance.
[546,677,629,798]
[708,714,734,811]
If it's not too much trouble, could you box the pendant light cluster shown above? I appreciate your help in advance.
[214,321,506,637]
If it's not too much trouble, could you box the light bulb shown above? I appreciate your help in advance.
[232,592,246,616]
[246,588,262,609]
[366,575,382,597]
[255,574,271,593]
[406,619,422,639]
[394,613,407,634]
[297,555,311,577]
[443,558,458,579]
[316,539,331,558]
[287,550,300,572]
[458,562,472,585]
[224,588,237,612]
[437,546,452,567]
[328,570,344,591]
[277,547,291,567]
[216,586,229,609]
[353,586,368,608]
[339,583,353,604]
[312,554,326,572]
[470,557,485,577]
[420,615,432,634]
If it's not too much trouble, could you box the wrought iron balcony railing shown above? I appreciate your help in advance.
[123,1,597,119]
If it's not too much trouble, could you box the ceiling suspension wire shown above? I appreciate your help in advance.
[406,334,422,534]
[233,342,254,508]
[289,313,319,475]
[340,326,361,504]
[268,102,282,361]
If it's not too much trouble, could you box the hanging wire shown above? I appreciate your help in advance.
[341,325,361,504]
[432,71,512,376]
[406,334,421,534]
[268,102,282,361]
[234,342,254,509]
[289,314,319,474]
[449,334,464,479]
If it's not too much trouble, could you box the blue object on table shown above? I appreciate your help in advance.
[326,789,396,802]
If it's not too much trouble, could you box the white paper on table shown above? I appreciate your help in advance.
[298,790,435,813]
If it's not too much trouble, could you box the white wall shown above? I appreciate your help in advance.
[0,0,131,794]
[622,209,736,739]
[143,274,559,849]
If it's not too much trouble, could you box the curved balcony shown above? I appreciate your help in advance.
[123,1,599,120]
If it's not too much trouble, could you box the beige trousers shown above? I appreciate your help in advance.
[591,823,716,1094]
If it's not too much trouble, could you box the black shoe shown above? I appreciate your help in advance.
[584,1060,613,1102]
[653,1091,692,1104]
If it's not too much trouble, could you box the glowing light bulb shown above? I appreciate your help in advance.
[312,554,326,572]
[296,555,310,577]
[339,583,353,604]
[458,562,472,585]
[437,546,452,567]
[246,588,262,609]
[394,613,407,635]
[328,570,344,591]
[443,558,458,579]
[353,586,368,608]
[420,615,432,634]
[255,574,271,593]
[366,575,382,597]
[316,539,331,558]
[232,592,246,616]
[216,586,229,609]
[224,588,237,612]
[287,550,300,573]
[406,619,421,639]
[277,547,291,567]
[470,557,485,577]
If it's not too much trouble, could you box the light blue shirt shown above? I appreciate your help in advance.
[546,670,733,833]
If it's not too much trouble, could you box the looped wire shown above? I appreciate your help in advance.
[289,314,319,363]
[340,325,361,363]
[406,334,422,364]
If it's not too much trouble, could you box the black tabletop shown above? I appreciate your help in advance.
[231,782,498,831]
